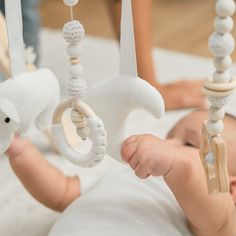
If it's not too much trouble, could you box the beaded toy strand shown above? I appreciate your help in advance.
[51,0,107,168]
[200,0,236,193]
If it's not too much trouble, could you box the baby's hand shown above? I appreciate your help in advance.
[6,135,29,158]
[121,135,180,179]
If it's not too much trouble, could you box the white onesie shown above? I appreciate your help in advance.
[49,157,193,236]
[49,93,235,236]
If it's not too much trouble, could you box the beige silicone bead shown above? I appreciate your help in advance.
[215,16,234,33]
[207,120,224,136]
[213,70,231,83]
[213,56,232,71]
[209,106,225,121]
[216,0,236,17]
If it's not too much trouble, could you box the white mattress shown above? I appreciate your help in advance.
[0,29,235,236]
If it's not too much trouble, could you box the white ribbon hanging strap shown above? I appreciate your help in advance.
[5,0,26,77]
[119,0,137,76]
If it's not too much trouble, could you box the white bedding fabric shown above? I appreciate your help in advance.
[0,29,235,236]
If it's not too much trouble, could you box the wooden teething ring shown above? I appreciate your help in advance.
[51,98,107,168]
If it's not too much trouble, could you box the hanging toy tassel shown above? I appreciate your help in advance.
[200,0,236,193]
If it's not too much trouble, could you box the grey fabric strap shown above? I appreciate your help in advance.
[5,0,26,77]
[119,0,137,76]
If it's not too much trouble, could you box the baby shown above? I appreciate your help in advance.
[6,109,236,236]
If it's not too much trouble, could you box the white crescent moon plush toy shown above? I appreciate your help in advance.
[51,0,165,166]
[0,0,60,155]
[85,0,165,161]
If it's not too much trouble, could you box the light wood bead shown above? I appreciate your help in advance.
[209,106,225,121]
[63,0,79,7]
[69,58,80,64]
[213,70,231,83]
[67,43,82,58]
[69,63,83,77]
[207,120,224,136]
[216,0,236,17]
[213,56,232,71]
[215,16,234,33]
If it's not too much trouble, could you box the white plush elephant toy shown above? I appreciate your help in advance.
[0,69,60,155]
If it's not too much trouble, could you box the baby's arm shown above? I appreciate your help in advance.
[121,135,236,236]
[6,136,80,212]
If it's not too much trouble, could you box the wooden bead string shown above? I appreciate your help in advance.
[200,0,236,193]
[63,0,89,138]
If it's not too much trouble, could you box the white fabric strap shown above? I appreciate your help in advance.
[5,0,26,77]
[119,0,137,76]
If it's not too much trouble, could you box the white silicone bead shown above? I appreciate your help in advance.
[63,0,79,7]
[67,78,87,97]
[213,70,231,83]
[209,106,225,121]
[69,63,83,77]
[67,43,82,58]
[208,95,230,108]
[63,20,85,43]
[209,32,235,57]
[216,0,236,17]
[213,56,232,71]
[215,16,234,33]
[206,120,224,136]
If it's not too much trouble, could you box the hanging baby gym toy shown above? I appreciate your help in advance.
[200,0,236,193]
[0,0,60,155]
[51,0,165,167]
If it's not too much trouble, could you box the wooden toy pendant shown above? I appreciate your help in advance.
[51,0,165,167]
[200,0,236,193]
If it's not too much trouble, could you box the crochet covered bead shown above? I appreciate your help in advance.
[209,106,225,121]
[209,32,235,57]
[63,20,85,43]
[208,95,230,108]
[67,78,87,97]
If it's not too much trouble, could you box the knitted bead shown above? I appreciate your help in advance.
[67,43,82,58]
[68,63,83,77]
[213,56,232,71]
[215,16,234,33]
[213,70,231,83]
[209,32,235,57]
[67,78,87,97]
[63,20,85,43]
[209,106,225,121]
[208,95,230,108]
[216,0,236,17]
[63,0,79,7]
[206,120,224,136]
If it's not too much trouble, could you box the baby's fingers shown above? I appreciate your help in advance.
[121,136,139,162]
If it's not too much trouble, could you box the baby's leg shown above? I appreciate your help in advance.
[6,136,80,211]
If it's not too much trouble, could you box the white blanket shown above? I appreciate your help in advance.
[0,29,235,236]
